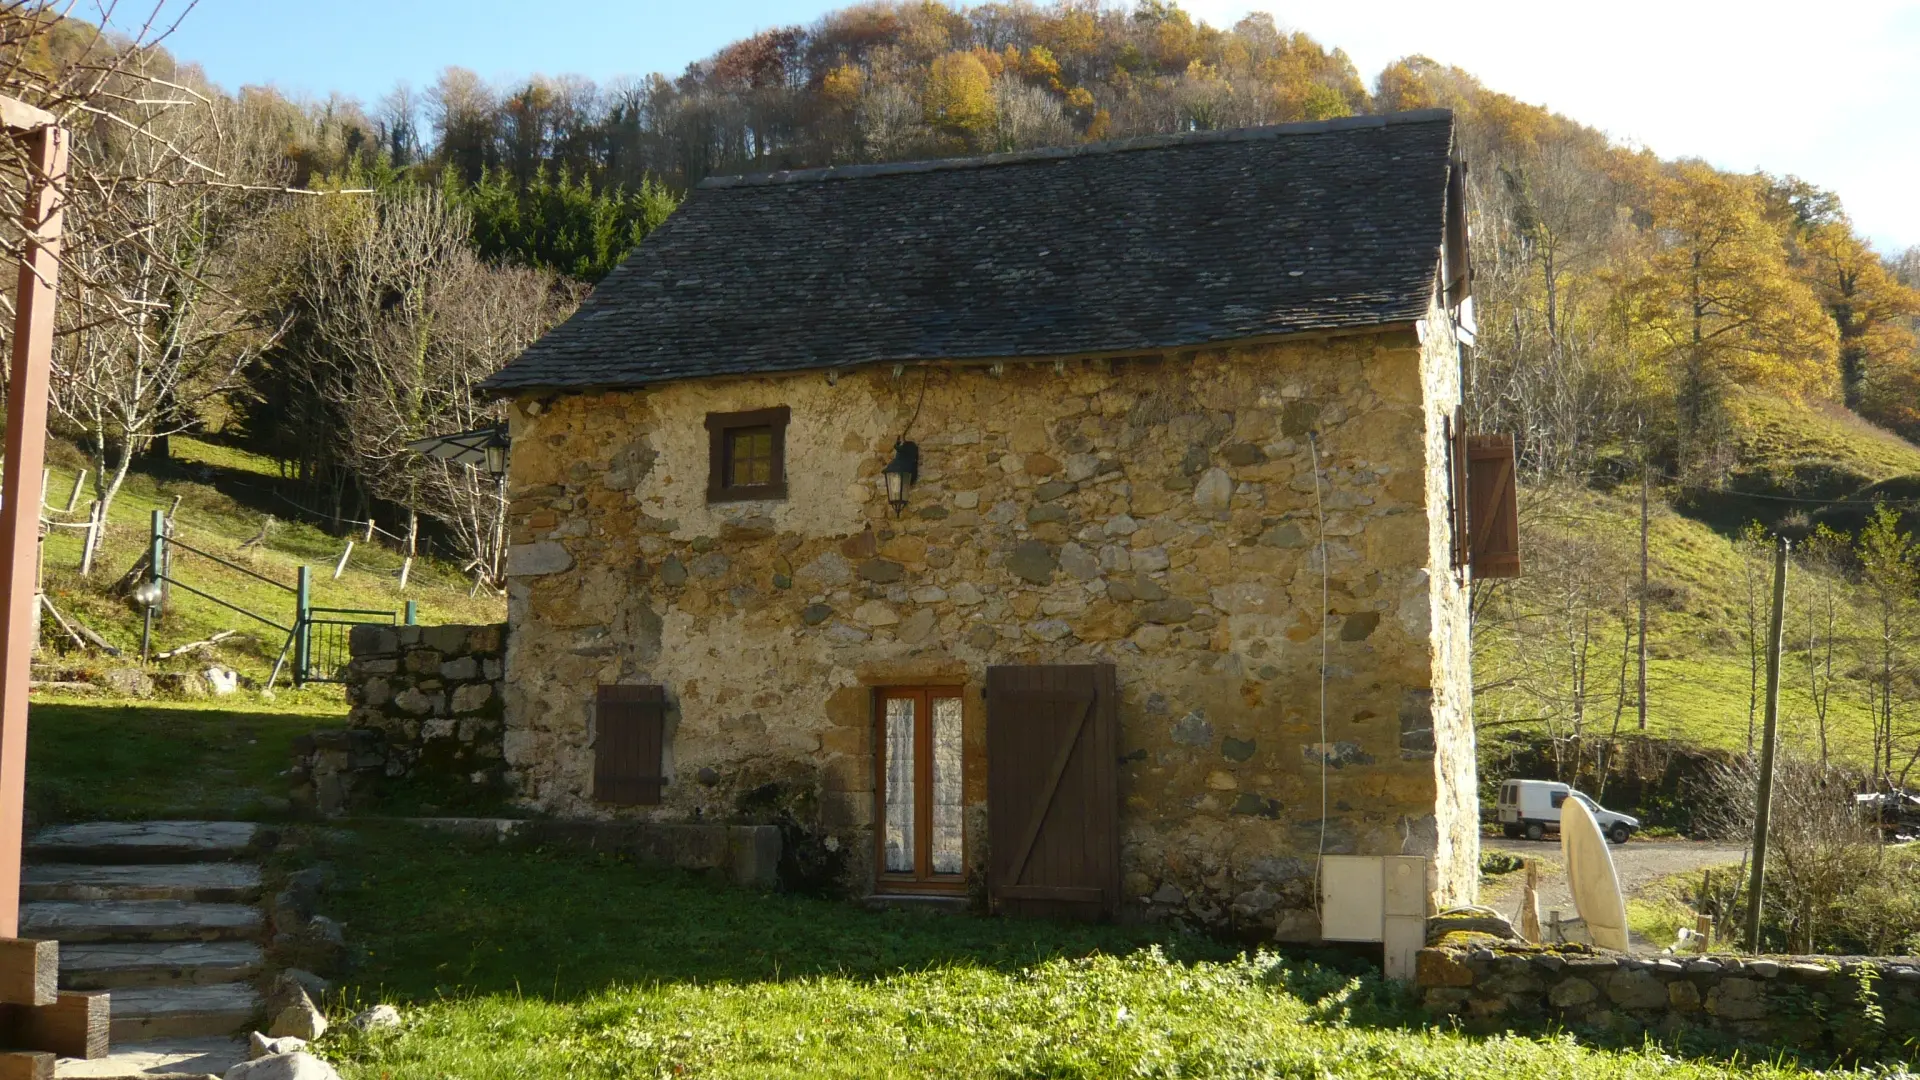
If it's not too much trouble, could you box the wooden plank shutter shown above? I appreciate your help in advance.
[1448,407,1470,569]
[985,664,1119,920]
[1443,159,1471,309]
[1467,434,1521,579]
[595,684,666,805]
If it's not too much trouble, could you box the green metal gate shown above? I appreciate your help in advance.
[140,509,417,687]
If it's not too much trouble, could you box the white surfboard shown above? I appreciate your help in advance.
[1562,796,1629,952]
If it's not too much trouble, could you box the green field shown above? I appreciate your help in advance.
[1477,481,1885,767]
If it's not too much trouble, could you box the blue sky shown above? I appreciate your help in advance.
[160,0,1919,253]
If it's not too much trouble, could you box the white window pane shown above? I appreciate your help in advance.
[884,697,915,873]
[931,696,964,875]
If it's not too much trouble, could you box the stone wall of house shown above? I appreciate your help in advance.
[292,623,507,815]
[1418,944,1920,1058]
[500,323,1475,933]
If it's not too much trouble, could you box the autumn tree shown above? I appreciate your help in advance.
[1618,164,1837,479]
[1799,221,1920,419]
[923,49,996,143]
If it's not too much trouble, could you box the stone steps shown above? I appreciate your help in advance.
[25,862,262,903]
[27,821,263,865]
[53,1036,248,1078]
[58,942,265,991]
[25,821,274,1048]
[22,900,262,943]
[104,983,261,1043]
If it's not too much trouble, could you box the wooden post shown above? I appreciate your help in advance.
[333,540,353,580]
[0,116,66,938]
[364,517,374,543]
[75,501,98,576]
[397,510,417,590]
[60,471,80,514]
[1520,858,1542,944]
[1744,537,1788,953]
[1,990,108,1058]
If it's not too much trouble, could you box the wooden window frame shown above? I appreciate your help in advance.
[872,685,967,895]
[705,406,790,503]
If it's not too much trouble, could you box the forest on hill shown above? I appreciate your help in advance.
[2,1,1919,780]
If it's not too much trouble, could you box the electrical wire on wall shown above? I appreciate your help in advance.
[1307,429,1331,923]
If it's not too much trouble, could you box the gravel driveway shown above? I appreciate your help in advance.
[1481,836,1746,949]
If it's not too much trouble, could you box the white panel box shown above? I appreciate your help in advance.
[1319,855,1385,942]
[1384,855,1428,918]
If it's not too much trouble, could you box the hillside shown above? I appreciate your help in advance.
[34,435,504,703]
[1482,394,1920,779]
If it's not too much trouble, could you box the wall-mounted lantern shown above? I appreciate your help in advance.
[883,441,919,517]
[482,423,510,479]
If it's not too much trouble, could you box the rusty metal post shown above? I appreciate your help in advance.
[0,118,66,937]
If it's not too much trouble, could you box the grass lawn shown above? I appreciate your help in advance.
[310,824,1894,1078]
[26,698,342,823]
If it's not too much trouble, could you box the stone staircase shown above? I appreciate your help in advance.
[23,822,268,1046]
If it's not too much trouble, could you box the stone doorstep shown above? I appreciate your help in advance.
[25,863,263,904]
[53,1036,246,1079]
[59,943,265,991]
[22,901,263,944]
[864,893,969,914]
[27,822,264,865]
[106,984,261,1042]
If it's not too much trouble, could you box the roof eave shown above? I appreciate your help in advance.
[478,318,1429,398]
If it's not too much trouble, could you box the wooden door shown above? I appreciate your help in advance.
[985,664,1119,920]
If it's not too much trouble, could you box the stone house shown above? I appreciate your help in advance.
[481,109,1513,939]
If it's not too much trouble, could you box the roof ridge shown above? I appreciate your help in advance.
[698,108,1453,190]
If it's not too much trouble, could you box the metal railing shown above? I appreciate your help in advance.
[141,509,418,687]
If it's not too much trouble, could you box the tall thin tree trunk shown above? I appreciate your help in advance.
[1637,462,1650,732]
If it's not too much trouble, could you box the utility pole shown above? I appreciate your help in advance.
[1637,461,1649,731]
[1744,536,1788,953]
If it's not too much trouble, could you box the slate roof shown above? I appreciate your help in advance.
[482,109,1456,393]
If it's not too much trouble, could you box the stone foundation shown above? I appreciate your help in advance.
[1418,944,1920,1059]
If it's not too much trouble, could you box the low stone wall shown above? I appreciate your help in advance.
[291,623,508,815]
[1418,943,1920,1059]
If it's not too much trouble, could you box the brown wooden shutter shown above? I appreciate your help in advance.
[1448,406,1470,569]
[1444,159,1471,309]
[1467,434,1521,579]
[595,684,666,805]
[985,664,1119,921]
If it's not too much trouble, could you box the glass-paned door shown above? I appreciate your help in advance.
[876,686,965,892]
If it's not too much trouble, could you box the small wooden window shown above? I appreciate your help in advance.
[595,684,666,805]
[874,686,966,893]
[705,407,789,502]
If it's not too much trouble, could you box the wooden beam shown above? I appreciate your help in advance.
[0,120,66,937]
[0,100,55,133]
[0,941,55,1007]
[0,1051,50,1080]
[2,991,109,1060]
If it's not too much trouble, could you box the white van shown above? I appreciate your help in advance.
[1496,780,1639,844]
